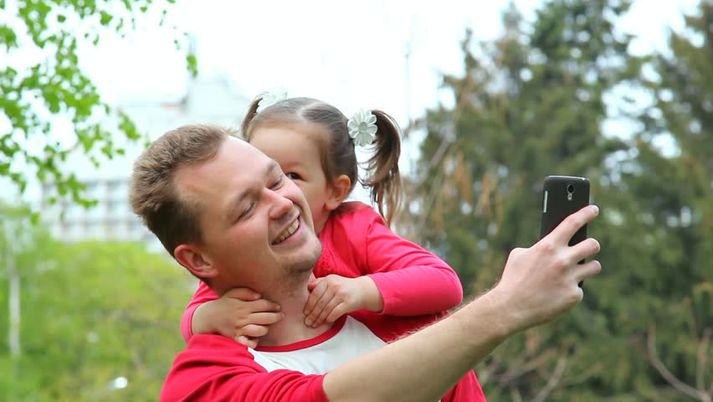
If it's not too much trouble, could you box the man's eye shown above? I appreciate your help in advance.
[238,203,255,221]
[270,175,284,190]
[286,172,302,180]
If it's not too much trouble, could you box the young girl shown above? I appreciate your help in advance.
[180,96,465,347]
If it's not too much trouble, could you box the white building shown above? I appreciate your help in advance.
[41,178,148,243]
[39,76,250,247]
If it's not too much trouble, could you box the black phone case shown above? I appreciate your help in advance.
[540,176,590,246]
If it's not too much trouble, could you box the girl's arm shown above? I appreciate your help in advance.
[304,203,463,327]
[181,282,282,346]
[359,207,464,316]
[181,281,220,342]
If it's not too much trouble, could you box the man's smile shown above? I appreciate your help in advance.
[272,215,301,245]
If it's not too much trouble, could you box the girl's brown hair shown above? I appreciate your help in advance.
[241,96,402,225]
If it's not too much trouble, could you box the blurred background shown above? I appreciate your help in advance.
[1,0,712,400]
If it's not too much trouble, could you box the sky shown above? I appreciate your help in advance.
[82,0,700,124]
[0,0,703,204]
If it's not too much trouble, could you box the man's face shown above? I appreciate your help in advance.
[174,137,322,293]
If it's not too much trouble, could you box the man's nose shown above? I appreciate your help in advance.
[264,188,294,219]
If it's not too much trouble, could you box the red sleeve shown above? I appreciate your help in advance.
[160,335,328,402]
[348,205,464,316]
[180,281,220,342]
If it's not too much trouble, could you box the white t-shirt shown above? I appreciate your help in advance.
[250,316,386,375]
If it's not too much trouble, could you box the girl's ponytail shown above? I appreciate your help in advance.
[240,97,262,136]
[363,110,402,225]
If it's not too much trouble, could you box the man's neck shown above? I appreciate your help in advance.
[257,282,333,347]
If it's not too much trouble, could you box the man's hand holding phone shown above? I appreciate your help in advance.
[491,204,602,333]
[540,175,592,285]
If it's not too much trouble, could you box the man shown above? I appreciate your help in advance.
[130,124,601,402]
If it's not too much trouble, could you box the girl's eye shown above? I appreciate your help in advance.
[286,172,302,180]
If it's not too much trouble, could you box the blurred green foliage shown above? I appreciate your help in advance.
[0,205,194,401]
[400,0,713,400]
[0,0,195,209]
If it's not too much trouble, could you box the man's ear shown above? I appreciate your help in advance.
[325,174,352,211]
[174,244,218,280]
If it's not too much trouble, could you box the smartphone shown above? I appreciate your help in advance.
[540,175,590,246]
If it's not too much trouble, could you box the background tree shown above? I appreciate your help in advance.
[399,0,664,400]
[0,206,194,401]
[0,205,41,400]
[615,1,713,400]
[0,0,196,207]
[401,0,713,400]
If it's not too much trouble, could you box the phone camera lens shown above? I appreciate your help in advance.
[566,184,575,201]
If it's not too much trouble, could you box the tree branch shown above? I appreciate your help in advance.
[509,386,523,402]
[532,353,568,402]
[696,327,711,395]
[647,324,712,402]
[496,349,557,385]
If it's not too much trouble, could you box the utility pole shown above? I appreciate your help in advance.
[404,17,414,134]
[3,218,22,402]
[8,247,20,358]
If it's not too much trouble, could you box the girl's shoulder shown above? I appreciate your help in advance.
[332,200,381,221]
[322,201,383,242]
[316,201,376,277]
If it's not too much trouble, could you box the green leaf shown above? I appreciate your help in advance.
[118,112,140,140]
[186,53,198,78]
[0,25,18,48]
[99,10,113,26]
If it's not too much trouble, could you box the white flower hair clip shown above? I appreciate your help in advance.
[256,89,289,113]
[347,109,377,147]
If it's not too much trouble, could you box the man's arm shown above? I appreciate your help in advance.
[323,205,601,402]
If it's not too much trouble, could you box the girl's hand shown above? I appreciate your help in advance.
[192,288,283,348]
[303,275,383,328]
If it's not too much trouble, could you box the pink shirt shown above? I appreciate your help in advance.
[180,201,464,341]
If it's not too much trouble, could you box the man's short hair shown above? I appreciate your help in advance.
[129,124,236,256]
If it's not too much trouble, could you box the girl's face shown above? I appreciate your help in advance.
[249,122,338,234]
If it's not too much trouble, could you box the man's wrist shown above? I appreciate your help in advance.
[457,289,518,347]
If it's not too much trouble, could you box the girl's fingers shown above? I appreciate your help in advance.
[304,280,327,316]
[224,287,261,301]
[235,335,258,348]
[325,303,349,325]
[248,299,281,313]
[241,324,270,338]
[312,297,341,328]
[247,311,284,326]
